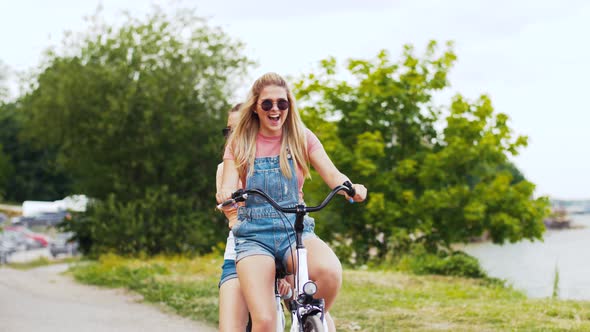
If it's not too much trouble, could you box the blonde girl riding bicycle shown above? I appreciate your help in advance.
[217,72,367,332]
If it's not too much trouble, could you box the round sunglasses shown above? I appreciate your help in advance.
[259,98,289,112]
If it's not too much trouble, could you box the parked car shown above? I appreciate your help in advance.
[1,244,10,264]
[16,211,72,227]
[49,232,78,257]
[3,225,50,248]
[2,229,31,250]
[0,234,18,264]
[0,234,18,253]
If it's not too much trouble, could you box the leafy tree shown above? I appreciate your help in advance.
[0,62,10,199]
[19,7,252,254]
[295,41,548,264]
[0,101,72,202]
[0,145,11,200]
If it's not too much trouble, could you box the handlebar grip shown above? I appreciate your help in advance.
[217,190,248,209]
[343,181,356,198]
[217,199,236,210]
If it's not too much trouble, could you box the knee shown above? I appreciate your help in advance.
[314,262,342,290]
[252,314,276,331]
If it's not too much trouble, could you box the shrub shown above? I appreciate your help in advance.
[396,244,488,278]
[61,187,226,257]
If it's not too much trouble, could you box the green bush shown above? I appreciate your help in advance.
[61,187,226,257]
[396,244,487,278]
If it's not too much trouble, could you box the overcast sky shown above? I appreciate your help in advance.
[1,0,588,199]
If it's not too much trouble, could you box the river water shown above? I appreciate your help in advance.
[462,214,590,300]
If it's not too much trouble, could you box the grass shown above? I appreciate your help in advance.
[5,256,80,270]
[335,270,590,331]
[65,254,590,331]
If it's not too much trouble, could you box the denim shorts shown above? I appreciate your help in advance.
[233,205,317,268]
[218,231,237,288]
[219,259,237,288]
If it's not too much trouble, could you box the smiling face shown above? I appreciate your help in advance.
[256,85,289,136]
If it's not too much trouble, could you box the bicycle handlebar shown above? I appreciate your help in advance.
[217,181,356,213]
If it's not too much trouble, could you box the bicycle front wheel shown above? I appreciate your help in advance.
[303,314,324,332]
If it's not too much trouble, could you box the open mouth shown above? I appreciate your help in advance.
[268,114,281,125]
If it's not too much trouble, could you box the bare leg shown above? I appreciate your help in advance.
[286,237,342,331]
[287,237,342,309]
[237,255,277,332]
[325,312,336,332]
[219,278,249,332]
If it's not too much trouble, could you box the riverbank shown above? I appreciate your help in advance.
[65,254,590,331]
[463,214,590,300]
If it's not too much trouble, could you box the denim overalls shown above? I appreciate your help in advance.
[233,153,315,267]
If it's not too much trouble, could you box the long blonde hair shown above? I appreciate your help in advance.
[226,72,310,180]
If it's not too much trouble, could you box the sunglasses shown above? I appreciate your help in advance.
[222,127,231,138]
[259,98,289,112]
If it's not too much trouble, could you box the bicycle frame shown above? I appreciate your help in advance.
[288,210,327,332]
[222,182,355,331]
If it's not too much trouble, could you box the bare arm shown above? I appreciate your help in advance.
[215,163,224,193]
[216,159,241,227]
[309,148,367,202]
[217,159,240,200]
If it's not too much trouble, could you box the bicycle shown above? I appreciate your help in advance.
[219,181,356,332]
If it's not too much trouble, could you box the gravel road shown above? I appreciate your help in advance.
[0,263,216,332]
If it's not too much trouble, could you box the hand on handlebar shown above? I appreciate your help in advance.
[216,190,235,210]
[216,189,248,211]
[343,182,367,203]
[216,190,243,229]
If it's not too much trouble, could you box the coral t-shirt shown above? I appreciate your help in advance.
[223,128,323,200]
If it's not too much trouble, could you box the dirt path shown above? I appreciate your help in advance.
[0,264,216,332]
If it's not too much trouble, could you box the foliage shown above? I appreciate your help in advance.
[394,245,488,279]
[62,187,225,256]
[1,62,72,202]
[0,101,72,201]
[20,7,250,201]
[0,62,11,199]
[0,144,11,199]
[70,254,590,331]
[16,7,251,254]
[295,41,549,264]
